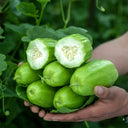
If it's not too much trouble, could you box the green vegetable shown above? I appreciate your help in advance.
[70,59,118,96]
[55,34,93,68]
[14,62,40,85]
[26,38,57,70]
[53,86,88,110]
[27,80,56,108]
[43,61,74,87]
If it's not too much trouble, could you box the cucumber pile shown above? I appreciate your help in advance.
[14,33,118,113]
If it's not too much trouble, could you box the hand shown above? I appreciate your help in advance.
[24,85,128,122]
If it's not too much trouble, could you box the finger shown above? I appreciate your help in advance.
[39,110,46,118]
[24,100,30,107]
[94,86,117,99]
[43,109,92,122]
[43,102,112,122]
[44,113,74,122]
[30,106,39,113]
[18,62,24,67]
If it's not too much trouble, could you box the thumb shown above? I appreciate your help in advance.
[94,86,114,99]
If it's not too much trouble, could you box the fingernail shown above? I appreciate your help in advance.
[96,86,104,95]
[39,111,45,118]
[44,118,52,121]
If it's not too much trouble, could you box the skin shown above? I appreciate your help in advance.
[23,32,128,122]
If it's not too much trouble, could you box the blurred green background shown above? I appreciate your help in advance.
[0,0,128,128]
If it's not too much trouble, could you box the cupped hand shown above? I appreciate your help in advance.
[24,85,128,122]
[24,101,45,117]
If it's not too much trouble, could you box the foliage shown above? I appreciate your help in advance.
[0,0,128,128]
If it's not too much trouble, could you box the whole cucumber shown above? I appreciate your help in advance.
[70,59,118,96]
[43,61,74,87]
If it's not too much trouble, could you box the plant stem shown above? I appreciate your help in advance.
[0,81,5,114]
[85,121,90,128]
[64,0,72,29]
[0,0,9,13]
[2,0,14,13]
[36,2,47,26]
[60,0,66,23]
[60,0,72,29]
[11,41,22,58]
[96,0,105,12]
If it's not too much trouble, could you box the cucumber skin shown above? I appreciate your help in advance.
[41,38,56,64]
[70,59,118,96]
[55,34,93,68]
[53,86,88,109]
[27,81,57,108]
[70,34,93,62]
[26,38,57,70]
[14,63,40,85]
[43,61,74,87]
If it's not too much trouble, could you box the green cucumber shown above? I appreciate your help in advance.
[14,62,40,85]
[43,61,74,87]
[26,38,57,70]
[53,86,88,110]
[55,34,93,68]
[70,59,118,96]
[27,80,57,108]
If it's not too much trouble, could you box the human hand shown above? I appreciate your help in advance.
[24,85,128,122]
[19,62,128,122]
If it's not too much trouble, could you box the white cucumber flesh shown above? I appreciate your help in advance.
[26,38,56,70]
[55,34,93,68]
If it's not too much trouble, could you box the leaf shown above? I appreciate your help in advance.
[56,26,93,44]
[2,61,17,84]
[21,26,58,42]
[0,26,5,39]
[80,95,96,109]
[51,95,96,113]
[16,86,28,101]
[4,23,34,35]
[0,54,7,76]
[0,87,17,99]
[16,2,38,18]
[37,0,51,4]
[0,25,20,54]
[5,98,22,125]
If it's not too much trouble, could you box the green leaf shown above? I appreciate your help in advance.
[0,54,7,76]
[4,23,34,35]
[0,87,17,99]
[5,98,22,125]
[0,31,18,54]
[16,2,38,18]
[16,86,28,101]
[2,61,17,83]
[79,95,96,109]
[56,26,93,44]
[37,0,51,4]
[0,26,5,39]
[21,26,58,42]
[51,95,96,113]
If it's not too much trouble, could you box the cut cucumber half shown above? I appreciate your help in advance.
[55,34,93,68]
[26,38,57,70]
